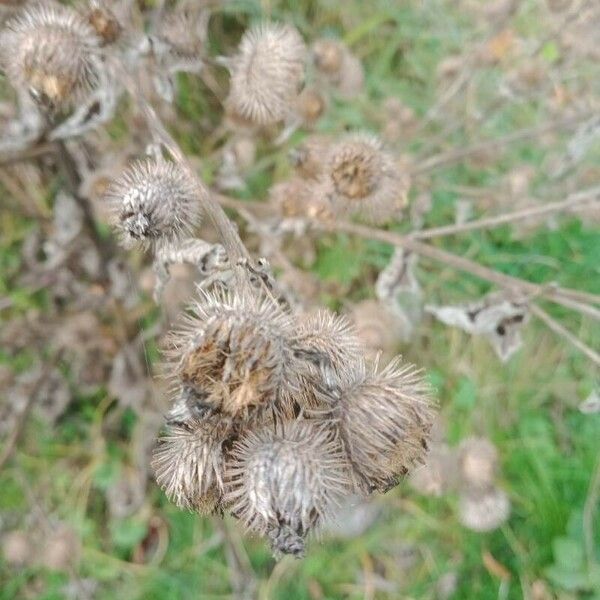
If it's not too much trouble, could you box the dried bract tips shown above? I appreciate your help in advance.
[86,0,121,45]
[152,417,227,513]
[224,421,352,557]
[336,359,435,493]
[107,157,203,249]
[226,23,306,125]
[1,3,101,108]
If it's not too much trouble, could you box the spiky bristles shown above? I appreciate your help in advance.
[336,358,435,493]
[224,421,352,557]
[291,311,362,407]
[166,288,295,422]
[321,134,404,224]
[107,158,203,250]
[152,417,227,513]
[226,23,306,125]
[0,3,100,108]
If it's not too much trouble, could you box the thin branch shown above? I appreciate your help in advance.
[583,455,600,569]
[217,194,600,319]
[412,112,591,175]
[531,304,600,367]
[412,186,600,240]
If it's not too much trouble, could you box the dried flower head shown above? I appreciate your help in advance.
[153,7,208,70]
[295,87,327,128]
[288,134,332,180]
[312,38,364,98]
[107,157,203,249]
[293,310,361,376]
[458,487,511,532]
[350,299,407,362]
[320,134,404,224]
[1,3,100,108]
[167,288,295,422]
[226,23,306,125]
[336,358,435,493]
[458,437,499,491]
[86,0,122,45]
[224,421,352,557]
[269,177,333,221]
[152,417,227,513]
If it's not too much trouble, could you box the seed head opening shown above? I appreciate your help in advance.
[226,23,306,125]
[224,421,352,557]
[167,288,295,422]
[1,3,100,108]
[107,158,203,249]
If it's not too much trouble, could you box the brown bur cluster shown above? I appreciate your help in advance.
[152,285,436,558]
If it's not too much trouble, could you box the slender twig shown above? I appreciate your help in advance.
[530,305,600,367]
[317,220,600,322]
[412,112,591,175]
[412,187,600,240]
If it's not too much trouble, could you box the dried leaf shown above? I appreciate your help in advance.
[426,292,529,361]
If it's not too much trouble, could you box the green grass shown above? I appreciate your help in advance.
[1,0,599,598]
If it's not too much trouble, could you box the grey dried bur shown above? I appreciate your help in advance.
[458,487,511,532]
[152,416,227,514]
[0,3,101,109]
[167,288,296,422]
[107,157,204,249]
[226,23,306,126]
[319,133,405,224]
[457,436,499,491]
[224,421,352,557]
[335,358,435,493]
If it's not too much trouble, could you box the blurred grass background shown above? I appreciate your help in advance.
[1,0,599,598]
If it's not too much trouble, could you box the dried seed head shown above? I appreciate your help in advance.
[152,417,227,513]
[269,177,333,221]
[154,8,208,67]
[312,38,364,98]
[227,23,306,125]
[107,158,203,249]
[312,39,343,74]
[409,442,458,497]
[350,299,407,362]
[295,87,327,127]
[1,3,100,108]
[458,437,499,491]
[86,1,121,45]
[224,421,352,557]
[168,288,294,421]
[289,134,332,180]
[336,358,435,493]
[293,310,362,387]
[322,134,404,224]
[458,487,510,532]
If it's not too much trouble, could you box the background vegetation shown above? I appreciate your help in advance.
[1,0,598,598]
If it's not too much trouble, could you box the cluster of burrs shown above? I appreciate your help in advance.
[151,283,435,557]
